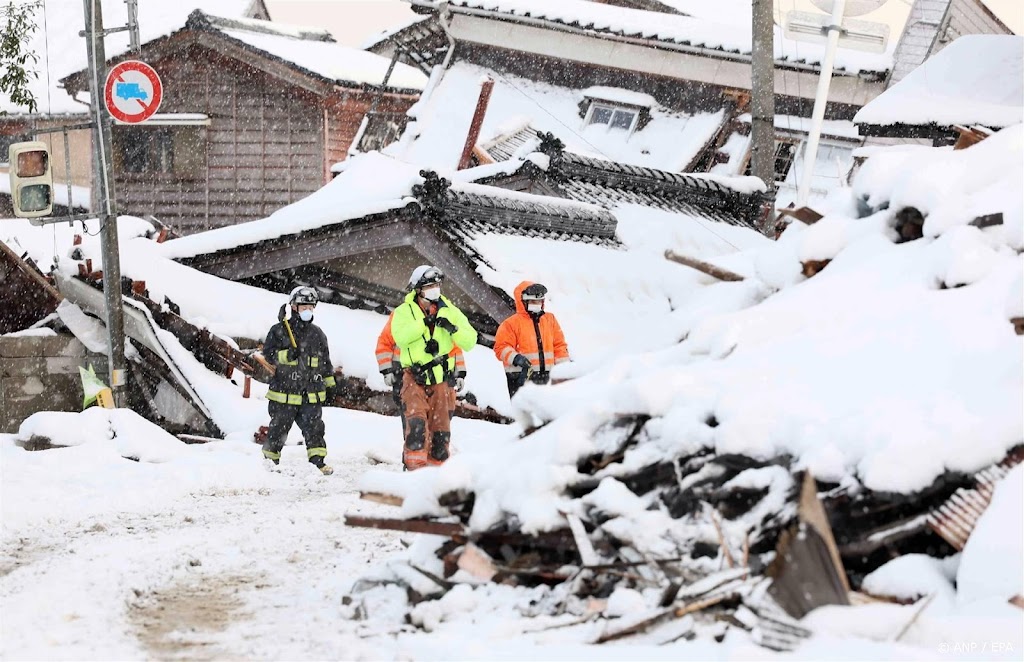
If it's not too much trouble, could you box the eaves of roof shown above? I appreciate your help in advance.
[436,1,887,79]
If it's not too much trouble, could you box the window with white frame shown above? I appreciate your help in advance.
[586,103,638,132]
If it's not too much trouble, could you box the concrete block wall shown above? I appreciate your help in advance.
[0,333,108,434]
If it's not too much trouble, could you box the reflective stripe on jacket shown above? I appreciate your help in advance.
[493,280,570,374]
[377,311,467,376]
[264,317,336,405]
[391,291,476,385]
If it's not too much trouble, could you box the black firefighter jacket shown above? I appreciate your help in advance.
[264,317,337,405]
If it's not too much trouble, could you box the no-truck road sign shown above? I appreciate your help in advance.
[104,60,163,124]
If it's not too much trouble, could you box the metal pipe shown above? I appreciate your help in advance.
[63,126,73,211]
[797,0,846,207]
[437,1,456,71]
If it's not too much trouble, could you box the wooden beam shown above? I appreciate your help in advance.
[360,492,404,507]
[664,250,745,282]
[345,515,467,538]
[188,218,418,280]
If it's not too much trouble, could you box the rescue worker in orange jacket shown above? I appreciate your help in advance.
[493,281,571,398]
[376,312,466,417]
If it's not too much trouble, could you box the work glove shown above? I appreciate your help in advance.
[324,386,336,404]
[382,371,396,387]
[424,339,440,355]
[286,346,299,363]
[453,376,465,393]
[435,316,458,335]
[512,354,532,373]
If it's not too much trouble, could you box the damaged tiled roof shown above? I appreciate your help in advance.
[472,134,765,228]
[441,187,619,242]
[556,151,763,226]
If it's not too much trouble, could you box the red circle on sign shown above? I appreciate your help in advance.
[104,60,163,124]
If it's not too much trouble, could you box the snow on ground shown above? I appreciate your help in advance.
[2,128,1022,658]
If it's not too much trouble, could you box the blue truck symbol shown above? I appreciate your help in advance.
[115,82,148,101]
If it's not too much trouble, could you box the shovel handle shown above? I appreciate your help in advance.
[278,304,298,348]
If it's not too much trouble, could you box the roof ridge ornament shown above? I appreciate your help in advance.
[535,131,566,182]
[412,170,452,220]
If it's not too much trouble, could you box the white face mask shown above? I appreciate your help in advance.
[422,286,441,301]
[298,310,314,322]
[527,302,543,313]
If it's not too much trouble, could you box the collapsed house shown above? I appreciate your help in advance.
[334,124,1024,649]
[160,148,766,344]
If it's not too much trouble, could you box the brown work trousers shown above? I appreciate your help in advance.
[400,368,456,470]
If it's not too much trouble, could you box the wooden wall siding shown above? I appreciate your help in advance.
[325,93,416,173]
[114,46,325,235]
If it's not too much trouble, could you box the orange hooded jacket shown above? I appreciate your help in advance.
[376,311,465,375]
[493,281,570,375]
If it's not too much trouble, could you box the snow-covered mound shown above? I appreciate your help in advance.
[17,408,188,463]
[361,126,1024,530]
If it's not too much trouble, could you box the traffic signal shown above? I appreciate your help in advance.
[8,141,53,218]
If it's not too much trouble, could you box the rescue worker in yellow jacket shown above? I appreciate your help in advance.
[391,265,477,470]
[262,286,337,475]
[494,281,571,398]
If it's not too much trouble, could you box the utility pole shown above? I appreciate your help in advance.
[83,0,129,406]
[750,0,777,221]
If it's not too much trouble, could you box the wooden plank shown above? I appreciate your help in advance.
[564,512,600,566]
[344,515,467,538]
[664,250,745,282]
[797,471,850,592]
[360,491,404,507]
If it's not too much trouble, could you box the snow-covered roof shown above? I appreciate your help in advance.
[192,13,427,92]
[360,13,432,51]
[391,62,725,173]
[440,0,895,74]
[160,151,620,269]
[0,0,261,115]
[854,35,1024,130]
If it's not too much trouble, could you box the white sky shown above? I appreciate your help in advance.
[264,0,1022,47]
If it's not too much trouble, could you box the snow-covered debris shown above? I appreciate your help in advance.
[956,464,1024,604]
[852,124,1024,249]
[347,127,1023,636]
[854,35,1024,130]
[16,408,187,463]
[861,554,956,603]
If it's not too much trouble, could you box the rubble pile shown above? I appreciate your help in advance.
[345,413,1023,648]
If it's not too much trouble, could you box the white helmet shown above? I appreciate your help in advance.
[408,265,444,289]
[289,285,318,306]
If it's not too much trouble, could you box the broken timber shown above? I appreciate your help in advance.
[344,514,575,551]
[664,250,744,282]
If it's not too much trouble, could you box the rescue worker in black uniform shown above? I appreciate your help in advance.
[262,286,337,475]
